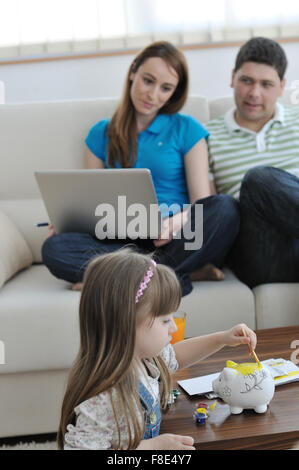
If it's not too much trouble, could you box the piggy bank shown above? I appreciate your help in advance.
[212,361,275,414]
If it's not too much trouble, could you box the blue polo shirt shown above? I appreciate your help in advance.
[85,113,209,217]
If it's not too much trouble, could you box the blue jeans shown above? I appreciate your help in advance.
[139,381,161,439]
[42,194,240,296]
[229,166,299,288]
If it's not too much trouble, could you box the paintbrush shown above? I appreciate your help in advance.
[242,327,262,367]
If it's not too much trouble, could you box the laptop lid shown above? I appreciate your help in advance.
[35,169,162,240]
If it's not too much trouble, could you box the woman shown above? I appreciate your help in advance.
[42,41,239,296]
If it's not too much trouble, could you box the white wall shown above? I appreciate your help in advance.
[0,42,299,103]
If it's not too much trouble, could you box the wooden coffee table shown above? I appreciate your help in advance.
[160,326,299,450]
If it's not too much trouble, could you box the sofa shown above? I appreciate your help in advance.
[0,92,298,438]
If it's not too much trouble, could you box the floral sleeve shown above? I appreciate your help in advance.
[64,392,117,450]
[159,343,179,373]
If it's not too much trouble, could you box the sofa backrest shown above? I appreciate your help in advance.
[0,95,208,262]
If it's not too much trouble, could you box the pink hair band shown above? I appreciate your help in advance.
[135,260,157,304]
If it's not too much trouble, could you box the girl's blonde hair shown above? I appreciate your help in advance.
[57,248,181,449]
[107,41,189,168]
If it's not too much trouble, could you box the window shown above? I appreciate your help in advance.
[0,0,298,59]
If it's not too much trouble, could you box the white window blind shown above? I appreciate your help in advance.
[0,0,299,59]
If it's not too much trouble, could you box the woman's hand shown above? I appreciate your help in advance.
[136,433,195,450]
[153,210,189,247]
[221,323,257,351]
[46,224,56,238]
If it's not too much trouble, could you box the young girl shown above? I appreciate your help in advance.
[57,248,256,450]
[42,41,240,296]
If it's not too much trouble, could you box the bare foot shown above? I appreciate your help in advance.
[72,282,83,291]
[190,263,225,282]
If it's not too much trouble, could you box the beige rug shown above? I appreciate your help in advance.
[0,440,58,450]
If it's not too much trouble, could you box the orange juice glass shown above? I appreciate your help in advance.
[170,312,186,344]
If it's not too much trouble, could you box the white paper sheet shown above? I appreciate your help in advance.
[178,372,220,396]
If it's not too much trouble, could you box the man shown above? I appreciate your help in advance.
[207,37,299,288]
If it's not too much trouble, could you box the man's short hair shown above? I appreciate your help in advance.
[234,37,287,80]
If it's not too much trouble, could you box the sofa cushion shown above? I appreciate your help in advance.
[180,268,256,337]
[0,199,49,263]
[0,210,33,288]
[253,283,299,329]
[0,265,80,374]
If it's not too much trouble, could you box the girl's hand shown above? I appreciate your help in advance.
[153,210,189,248]
[136,433,195,450]
[222,323,257,351]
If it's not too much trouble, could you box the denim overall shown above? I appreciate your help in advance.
[139,381,161,439]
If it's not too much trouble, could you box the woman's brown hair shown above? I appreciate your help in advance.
[57,248,181,449]
[107,41,189,168]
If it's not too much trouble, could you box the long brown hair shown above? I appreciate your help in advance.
[57,248,181,450]
[107,41,189,168]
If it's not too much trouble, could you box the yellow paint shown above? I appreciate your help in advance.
[209,400,217,411]
[226,360,262,375]
[274,371,299,380]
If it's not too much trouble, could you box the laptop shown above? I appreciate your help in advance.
[35,169,162,240]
